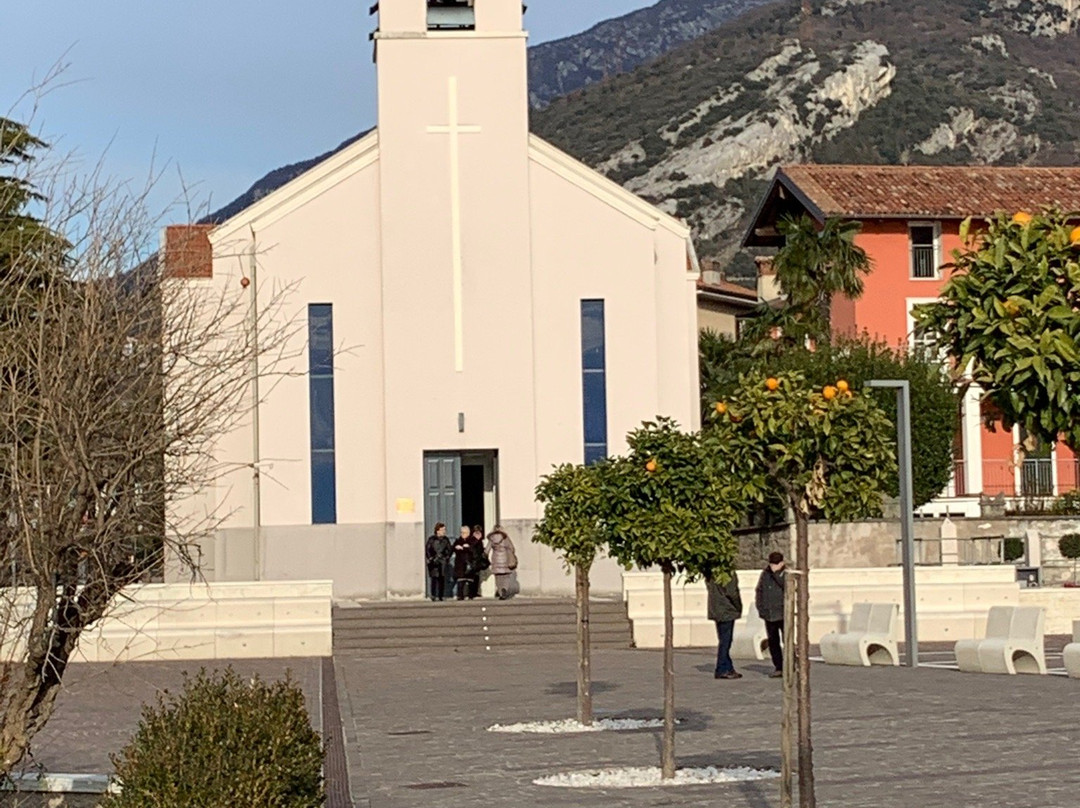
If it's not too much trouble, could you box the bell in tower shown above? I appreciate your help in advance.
[426,0,475,31]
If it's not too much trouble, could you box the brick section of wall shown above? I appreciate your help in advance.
[163,224,214,279]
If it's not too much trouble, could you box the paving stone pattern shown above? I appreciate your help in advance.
[335,647,1080,808]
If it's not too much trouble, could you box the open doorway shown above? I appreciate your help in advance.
[423,450,499,597]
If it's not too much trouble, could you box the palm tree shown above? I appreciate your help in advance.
[770,215,871,344]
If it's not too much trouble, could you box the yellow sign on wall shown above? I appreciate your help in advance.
[395,498,415,514]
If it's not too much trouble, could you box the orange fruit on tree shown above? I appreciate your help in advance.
[765,377,780,391]
[1012,211,1032,226]
[645,459,658,473]
[836,379,850,393]
[823,385,838,401]
[1070,226,1080,246]
[714,401,727,415]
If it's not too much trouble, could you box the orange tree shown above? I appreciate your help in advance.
[703,372,895,808]
[916,210,1080,451]
[604,418,744,779]
[534,462,615,726]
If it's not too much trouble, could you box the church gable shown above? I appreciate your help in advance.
[528,135,690,240]
[211,131,380,244]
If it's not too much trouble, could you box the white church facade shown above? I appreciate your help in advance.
[166,0,702,600]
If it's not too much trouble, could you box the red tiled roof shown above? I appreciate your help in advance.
[778,164,1080,219]
[697,278,757,300]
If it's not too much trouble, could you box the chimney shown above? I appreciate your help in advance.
[162,224,214,279]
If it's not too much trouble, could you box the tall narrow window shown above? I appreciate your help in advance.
[909,222,940,279]
[308,304,337,524]
[581,300,608,465]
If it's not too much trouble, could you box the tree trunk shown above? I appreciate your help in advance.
[781,566,797,808]
[661,564,676,779]
[575,563,593,727]
[794,510,816,808]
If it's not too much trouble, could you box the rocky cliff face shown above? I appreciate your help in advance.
[531,0,1080,274]
[526,0,777,108]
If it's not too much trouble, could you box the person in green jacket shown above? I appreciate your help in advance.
[707,569,743,680]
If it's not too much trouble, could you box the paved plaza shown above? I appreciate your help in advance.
[15,639,1080,808]
[336,644,1080,808]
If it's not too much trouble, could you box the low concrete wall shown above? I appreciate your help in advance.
[1,581,332,663]
[1018,587,1080,635]
[177,519,623,600]
[623,566,1023,648]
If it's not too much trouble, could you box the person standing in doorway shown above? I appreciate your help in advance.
[486,526,517,600]
[470,525,489,597]
[756,551,787,678]
[454,525,481,600]
[425,523,452,601]
[707,569,742,679]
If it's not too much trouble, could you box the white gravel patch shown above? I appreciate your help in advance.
[534,765,779,788]
[487,717,666,734]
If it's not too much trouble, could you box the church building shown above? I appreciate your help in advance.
[166,0,701,599]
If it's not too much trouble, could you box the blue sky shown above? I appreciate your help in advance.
[0,1,652,221]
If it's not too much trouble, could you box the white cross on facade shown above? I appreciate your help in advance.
[427,76,481,373]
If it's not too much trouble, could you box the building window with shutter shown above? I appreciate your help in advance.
[580,300,608,466]
[308,304,337,525]
[909,222,941,280]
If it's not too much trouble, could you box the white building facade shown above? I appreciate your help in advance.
[169,0,701,599]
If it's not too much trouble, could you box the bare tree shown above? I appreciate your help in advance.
[0,115,296,773]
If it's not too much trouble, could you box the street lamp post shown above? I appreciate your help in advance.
[865,380,918,667]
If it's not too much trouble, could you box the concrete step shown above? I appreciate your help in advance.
[331,598,634,653]
[333,612,630,629]
[334,635,633,652]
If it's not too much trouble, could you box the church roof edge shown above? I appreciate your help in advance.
[209,130,381,244]
[528,135,691,240]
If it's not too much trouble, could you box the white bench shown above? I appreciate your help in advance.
[954,605,1046,675]
[820,602,899,667]
[731,611,769,660]
[1063,620,1080,680]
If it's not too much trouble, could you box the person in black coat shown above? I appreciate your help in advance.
[707,570,743,679]
[425,523,452,601]
[756,551,787,678]
[453,525,482,600]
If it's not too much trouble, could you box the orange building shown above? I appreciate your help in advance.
[744,164,1080,516]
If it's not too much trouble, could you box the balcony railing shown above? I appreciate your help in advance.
[911,245,938,279]
[978,457,1080,498]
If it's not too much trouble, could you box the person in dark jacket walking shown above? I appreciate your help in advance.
[425,523,452,601]
[707,570,743,679]
[756,551,787,678]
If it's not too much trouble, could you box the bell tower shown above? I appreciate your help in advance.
[373,0,539,526]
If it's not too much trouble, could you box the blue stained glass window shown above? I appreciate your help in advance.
[308,304,337,524]
[580,300,608,465]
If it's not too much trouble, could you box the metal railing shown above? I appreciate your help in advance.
[911,245,938,279]
[898,535,1005,566]
[979,458,1080,498]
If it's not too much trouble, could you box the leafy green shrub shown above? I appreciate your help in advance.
[102,668,323,808]
[1003,537,1025,563]
[1060,534,1080,585]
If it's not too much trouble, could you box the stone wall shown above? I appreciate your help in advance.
[743,515,1080,584]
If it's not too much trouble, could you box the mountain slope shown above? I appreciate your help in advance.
[531,0,1080,276]
[527,0,777,107]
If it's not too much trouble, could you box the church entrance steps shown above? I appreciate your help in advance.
[332,598,633,653]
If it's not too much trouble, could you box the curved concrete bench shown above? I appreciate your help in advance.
[1064,620,1080,680]
[820,602,899,667]
[731,611,769,660]
[955,605,1046,675]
